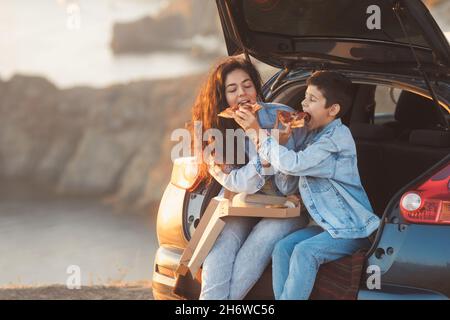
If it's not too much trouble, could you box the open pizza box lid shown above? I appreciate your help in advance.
[176,192,303,277]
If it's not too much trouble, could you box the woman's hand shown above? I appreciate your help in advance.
[261,158,271,168]
[234,106,261,132]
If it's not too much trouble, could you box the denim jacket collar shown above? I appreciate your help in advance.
[311,118,342,143]
[321,118,342,133]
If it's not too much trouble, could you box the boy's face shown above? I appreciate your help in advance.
[301,85,340,131]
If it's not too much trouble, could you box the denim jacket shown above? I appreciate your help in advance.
[257,118,380,239]
[209,102,296,195]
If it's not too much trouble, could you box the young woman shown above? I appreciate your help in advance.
[190,56,307,300]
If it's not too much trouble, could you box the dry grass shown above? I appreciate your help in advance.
[0,281,153,300]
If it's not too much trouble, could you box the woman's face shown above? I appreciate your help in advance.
[224,69,257,108]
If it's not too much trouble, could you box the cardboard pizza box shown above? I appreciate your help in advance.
[223,193,301,218]
[176,197,224,275]
[176,193,303,278]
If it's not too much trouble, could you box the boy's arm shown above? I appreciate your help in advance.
[255,129,299,195]
[208,156,266,194]
[273,125,304,195]
[256,133,339,178]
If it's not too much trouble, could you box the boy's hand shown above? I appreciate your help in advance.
[275,124,292,145]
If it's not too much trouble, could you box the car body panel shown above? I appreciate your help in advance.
[363,155,450,299]
[363,223,450,298]
[156,183,188,249]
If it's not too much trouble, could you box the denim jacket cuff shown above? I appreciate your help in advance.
[256,156,263,174]
[258,135,274,162]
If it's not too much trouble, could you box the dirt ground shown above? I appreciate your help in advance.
[0,284,153,300]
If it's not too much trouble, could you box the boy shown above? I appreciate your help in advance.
[234,71,380,300]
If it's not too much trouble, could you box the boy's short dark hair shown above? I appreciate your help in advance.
[306,71,354,118]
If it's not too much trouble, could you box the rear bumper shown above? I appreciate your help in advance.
[152,246,185,300]
[358,285,448,300]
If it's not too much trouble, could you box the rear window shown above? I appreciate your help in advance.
[375,86,401,114]
[242,0,430,48]
[374,86,402,124]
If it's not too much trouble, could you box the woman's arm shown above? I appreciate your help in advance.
[208,157,265,194]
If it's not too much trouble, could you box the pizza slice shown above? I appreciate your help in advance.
[277,110,311,128]
[218,105,239,119]
[218,103,262,118]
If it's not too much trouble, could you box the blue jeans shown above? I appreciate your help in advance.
[272,226,371,300]
[200,215,308,300]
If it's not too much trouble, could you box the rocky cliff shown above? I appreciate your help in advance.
[110,0,223,56]
[0,73,207,212]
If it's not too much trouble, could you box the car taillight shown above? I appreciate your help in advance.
[399,164,450,225]
[170,157,201,190]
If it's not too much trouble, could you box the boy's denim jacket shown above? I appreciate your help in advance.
[209,102,296,195]
[257,118,380,239]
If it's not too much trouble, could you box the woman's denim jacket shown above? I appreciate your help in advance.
[257,118,380,239]
[209,102,295,195]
